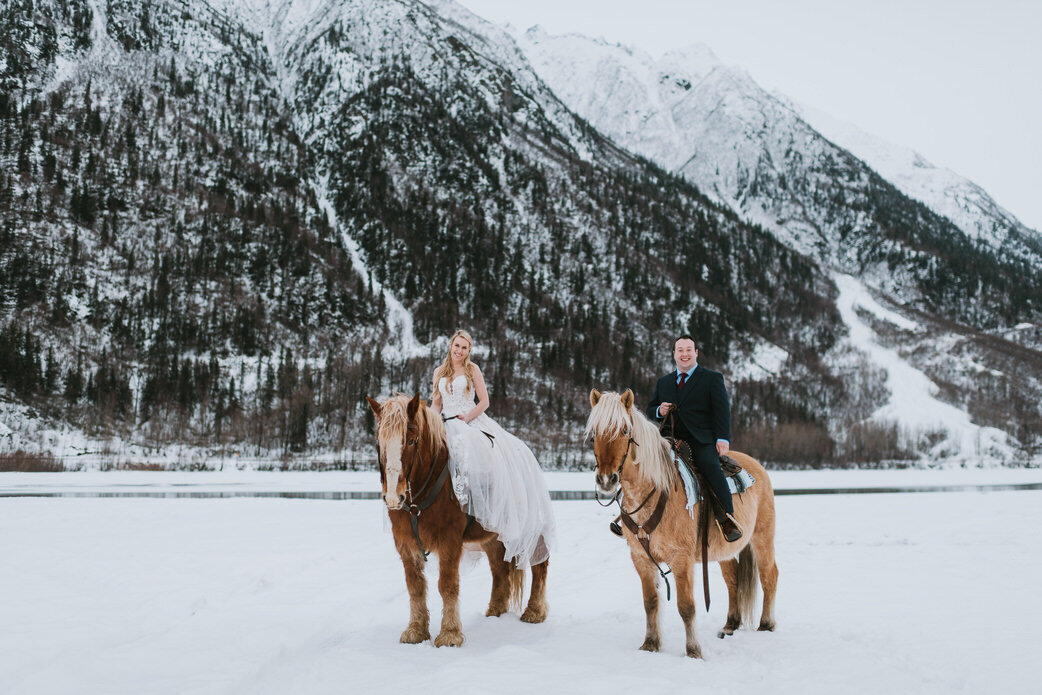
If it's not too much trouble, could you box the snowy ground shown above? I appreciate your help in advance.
[2,475,1041,694]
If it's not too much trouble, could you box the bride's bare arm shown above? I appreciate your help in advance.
[430,373,442,414]
[463,366,490,423]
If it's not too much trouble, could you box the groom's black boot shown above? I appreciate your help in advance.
[716,512,743,543]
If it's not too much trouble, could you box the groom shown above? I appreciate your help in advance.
[646,335,743,542]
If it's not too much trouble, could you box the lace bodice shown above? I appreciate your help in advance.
[438,375,476,418]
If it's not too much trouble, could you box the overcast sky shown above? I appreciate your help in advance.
[456,0,1042,231]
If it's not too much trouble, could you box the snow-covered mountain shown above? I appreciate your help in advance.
[516,27,1042,267]
[791,100,1040,254]
[514,24,1042,462]
[1,0,1040,467]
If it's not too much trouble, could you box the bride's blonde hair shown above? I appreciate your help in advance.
[433,330,477,397]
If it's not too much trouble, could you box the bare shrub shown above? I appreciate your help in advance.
[112,462,165,471]
[0,450,64,472]
[735,422,835,468]
[836,420,915,464]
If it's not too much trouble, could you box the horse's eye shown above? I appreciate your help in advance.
[408,439,417,447]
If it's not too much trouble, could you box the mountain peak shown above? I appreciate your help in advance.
[659,42,721,75]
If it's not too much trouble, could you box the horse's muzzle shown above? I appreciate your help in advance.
[384,492,406,510]
[596,472,619,495]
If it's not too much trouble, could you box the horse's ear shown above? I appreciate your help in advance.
[366,397,382,418]
[590,389,601,407]
[621,389,634,409]
[407,392,421,419]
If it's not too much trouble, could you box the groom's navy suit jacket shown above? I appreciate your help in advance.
[645,365,731,445]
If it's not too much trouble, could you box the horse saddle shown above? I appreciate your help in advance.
[664,438,756,511]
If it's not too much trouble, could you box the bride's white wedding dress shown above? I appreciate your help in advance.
[438,375,555,568]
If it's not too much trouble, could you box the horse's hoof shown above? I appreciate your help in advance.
[757,621,776,632]
[486,604,507,618]
[686,644,703,659]
[639,639,660,652]
[718,621,740,638]
[434,630,464,648]
[520,605,547,623]
[400,627,430,644]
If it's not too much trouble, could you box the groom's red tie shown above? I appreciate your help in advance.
[678,372,687,389]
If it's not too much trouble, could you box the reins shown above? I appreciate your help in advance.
[619,485,673,601]
[594,405,712,608]
[382,408,498,561]
[598,422,674,601]
[661,405,712,611]
[442,414,496,446]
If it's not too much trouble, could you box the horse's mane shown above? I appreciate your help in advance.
[377,394,446,455]
[585,392,676,492]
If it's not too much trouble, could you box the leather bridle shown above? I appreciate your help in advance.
[379,423,449,560]
[594,430,636,507]
[616,433,638,476]
[593,428,673,600]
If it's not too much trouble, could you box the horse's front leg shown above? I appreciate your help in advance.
[632,551,661,652]
[398,547,430,644]
[434,544,464,647]
[672,563,702,658]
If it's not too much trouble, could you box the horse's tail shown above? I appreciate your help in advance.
[736,544,759,628]
[508,563,526,613]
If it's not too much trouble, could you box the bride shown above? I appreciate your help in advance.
[430,330,555,569]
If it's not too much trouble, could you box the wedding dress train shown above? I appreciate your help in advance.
[438,375,555,568]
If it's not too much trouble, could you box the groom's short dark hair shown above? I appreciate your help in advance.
[674,334,698,349]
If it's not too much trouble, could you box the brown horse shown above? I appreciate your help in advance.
[366,393,549,647]
[585,389,778,658]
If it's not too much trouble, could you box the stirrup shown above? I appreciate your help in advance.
[716,513,743,543]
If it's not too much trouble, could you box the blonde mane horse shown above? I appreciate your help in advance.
[367,393,549,648]
[585,389,778,658]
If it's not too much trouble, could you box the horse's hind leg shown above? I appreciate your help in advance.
[717,558,742,638]
[753,529,779,631]
[521,558,548,623]
[484,541,511,617]
[434,544,465,647]
[672,564,702,658]
[399,549,430,644]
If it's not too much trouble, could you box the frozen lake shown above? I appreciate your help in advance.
[5,467,1042,497]
[2,469,1041,694]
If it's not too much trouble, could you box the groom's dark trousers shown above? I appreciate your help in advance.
[646,365,734,516]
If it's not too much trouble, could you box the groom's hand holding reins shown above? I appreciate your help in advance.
[657,402,673,416]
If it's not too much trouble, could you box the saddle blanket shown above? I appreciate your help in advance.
[677,454,756,516]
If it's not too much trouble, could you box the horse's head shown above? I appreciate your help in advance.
[366,393,446,510]
[585,389,638,495]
